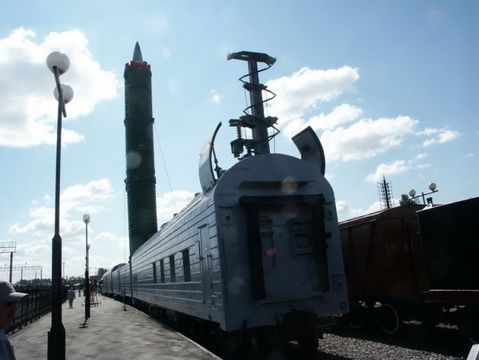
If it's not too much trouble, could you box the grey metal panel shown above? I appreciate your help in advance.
[199,139,216,194]
[198,123,221,195]
[214,153,348,331]
[291,126,326,175]
[129,190,226,327]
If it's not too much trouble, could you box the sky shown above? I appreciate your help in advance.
[0,1,477,282]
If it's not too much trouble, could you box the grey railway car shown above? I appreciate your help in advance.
[102,50,348,352]
[103,152,348,339]
[103,263,127,296]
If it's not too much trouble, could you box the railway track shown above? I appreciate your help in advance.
[121,295,473,359]
[191,322,473,359]
[320,322,473,360]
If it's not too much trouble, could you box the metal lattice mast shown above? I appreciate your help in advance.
[0,242,16,282]
[378,176,393,209]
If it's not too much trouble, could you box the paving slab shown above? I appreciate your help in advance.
[10,295,220,360]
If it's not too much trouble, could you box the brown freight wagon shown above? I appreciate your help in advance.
[339,197,479,336]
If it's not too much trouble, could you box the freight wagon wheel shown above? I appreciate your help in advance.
[378,303,400,335]
[348,303,366,330]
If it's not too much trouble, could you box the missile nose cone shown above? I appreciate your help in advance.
[133,42,143,62]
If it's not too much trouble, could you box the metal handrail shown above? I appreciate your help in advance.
[6,286,67,334]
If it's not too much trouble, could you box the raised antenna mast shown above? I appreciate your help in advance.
[378,176,393,209]
[227,51,279,159]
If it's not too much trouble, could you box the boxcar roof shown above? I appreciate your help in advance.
[339,205,425,228]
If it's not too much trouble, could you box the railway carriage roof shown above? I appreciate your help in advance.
[339,205,425,227]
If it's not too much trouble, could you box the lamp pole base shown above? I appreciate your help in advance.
[48,327,65,360]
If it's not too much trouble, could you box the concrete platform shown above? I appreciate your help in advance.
[10,295,221,360]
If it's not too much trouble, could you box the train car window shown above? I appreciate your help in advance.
[160,259,165,283]
[133,274,138,293]
[152,262,157,283]
[169,254,176,282]
[164,257,171,282]
[183,249,191,282]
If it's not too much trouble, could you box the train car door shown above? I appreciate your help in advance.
[260,207,318,299]
[243,196,329,301]
[199,225,212,303]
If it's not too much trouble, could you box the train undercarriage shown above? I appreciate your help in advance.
[345,299,479,342]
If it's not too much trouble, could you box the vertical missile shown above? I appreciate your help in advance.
[124,42,158,255]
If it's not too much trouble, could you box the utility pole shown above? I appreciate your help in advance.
[0,242,16,283]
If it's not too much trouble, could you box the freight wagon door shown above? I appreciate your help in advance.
[242,196,329,301]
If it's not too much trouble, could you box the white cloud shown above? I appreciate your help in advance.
[365,160,410,183]
[90,254,125,272]
[95,231,126,247]
[321,116,418,162]
[309,104,362,130]
[7,178,119,279]
[9,214,53,238]
[266,65,459,163]
[18,243,49,257]
[336,200,362,221]
[336,200,382,222]
[282,118,310,139]
[0,28,119,148]
[9,178,113,239]
[157,190,195,225]
[415,163,431,169]
[415,152,428,160]
[167,78,180,94]
[282,103,362,137]
[91,232,128,267]
[6,185,197,279]
[64,239,126,275]
[366,201,383,213]
[266,66,359,128]
[162,48,172,59]
[419,127,460,147]
[209,89,222,104]
[62,178,113,213]
[144,14,170,37]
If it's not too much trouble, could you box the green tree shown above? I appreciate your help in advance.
[400,194,417,206]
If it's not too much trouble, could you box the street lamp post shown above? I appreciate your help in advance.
[46,51,73,360]
[83,214,91,325]
[408,182,438,205]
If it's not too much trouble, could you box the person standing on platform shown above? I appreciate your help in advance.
[67,287,76,309]
[0,281,27,360]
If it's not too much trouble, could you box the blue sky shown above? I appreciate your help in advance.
[0,1,477,281]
